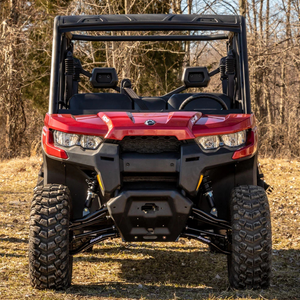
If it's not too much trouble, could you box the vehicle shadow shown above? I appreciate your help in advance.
[67,282,225,299]
[64,242,273,299]
[79,246,226,287]
[62,244,300,299]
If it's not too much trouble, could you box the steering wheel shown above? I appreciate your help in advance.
[179,93,228,110]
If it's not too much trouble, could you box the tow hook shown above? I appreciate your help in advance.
[142,203,159,214]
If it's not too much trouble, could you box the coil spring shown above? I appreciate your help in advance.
[202,176,212,193]
[202,176,217,212]
[65,55,74,75]
[220,57,227,79]
[225,54,235,75]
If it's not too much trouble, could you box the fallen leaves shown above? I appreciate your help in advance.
[0,156,299,299]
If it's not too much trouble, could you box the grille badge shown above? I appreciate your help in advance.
[145,120,156,126]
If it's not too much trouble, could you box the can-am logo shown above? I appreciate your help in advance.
[102,115,110,123]
[145,120,156,126]
[190,115,199,125]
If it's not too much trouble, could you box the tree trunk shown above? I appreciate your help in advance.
[2,0,26,158]
[239,0,246,17]
[172,0,182,14]
[123,0,131,79]
[264,0,272,124]
[279,62,285,125]
[184,0,192,66]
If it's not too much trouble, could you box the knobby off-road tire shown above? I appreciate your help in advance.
[228,185,272,289]
[29,184,73,289]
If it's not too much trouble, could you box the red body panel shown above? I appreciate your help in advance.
[232,127,258,160]
[44,112,255,140]
[193,114,255,136]
[45,113,107,137]
[42,126,68,159]
[97,112,202,140]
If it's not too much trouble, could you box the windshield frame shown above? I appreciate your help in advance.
[49,14,250,115]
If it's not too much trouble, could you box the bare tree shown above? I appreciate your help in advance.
[0,0,27,158]
[1,0,300,158]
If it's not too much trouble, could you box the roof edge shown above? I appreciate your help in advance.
[57,14,242,29]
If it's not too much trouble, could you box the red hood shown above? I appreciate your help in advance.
[45,112,255,140]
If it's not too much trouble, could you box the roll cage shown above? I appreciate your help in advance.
[49,14,251,114]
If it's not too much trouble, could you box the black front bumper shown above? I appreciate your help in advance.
[43,140,257,220]
[107,189,193,242]
[62,142,236,196]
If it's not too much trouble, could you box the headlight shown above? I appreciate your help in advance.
[197,135,220,150]
[53,131,103,150]
[221,131,246,147]
[195,130,246,151]
[80,135,102,150]
[54,131,79,147]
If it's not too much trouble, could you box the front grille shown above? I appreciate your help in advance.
[123,173,178,182]
[119,136,182,154]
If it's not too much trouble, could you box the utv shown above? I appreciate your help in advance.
[29,14,272,290]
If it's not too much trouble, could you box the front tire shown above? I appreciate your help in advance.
[228,185,272,289]
[29,184,73,289]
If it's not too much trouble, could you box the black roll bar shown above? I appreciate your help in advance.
[71,34,228,42]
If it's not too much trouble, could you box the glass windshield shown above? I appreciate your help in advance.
[71,30,229,97]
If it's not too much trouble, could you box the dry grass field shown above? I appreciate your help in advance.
[0,156,299,300]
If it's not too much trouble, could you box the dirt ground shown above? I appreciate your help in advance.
[0,156,299,300]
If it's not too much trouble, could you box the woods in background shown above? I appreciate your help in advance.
[0,0,299,158]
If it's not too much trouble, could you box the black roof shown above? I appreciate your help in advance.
[56,14,242,32]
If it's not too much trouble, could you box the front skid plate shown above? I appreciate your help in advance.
[107,190,192,242]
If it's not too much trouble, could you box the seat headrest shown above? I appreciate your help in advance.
[182,67,210,88]
[90,68,118,88]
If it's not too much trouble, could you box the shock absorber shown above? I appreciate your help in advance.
[72,59,81,95]
[73,57,81,82]
[65,51,74,102]
[202,176,218,217]
[65,51,74,75]
[219,57,227,95]
[225,49,236,102]
[225,51,235,75]
[73,65,81,82]
[83,178,98,216]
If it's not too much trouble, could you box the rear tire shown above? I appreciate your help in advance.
[227,185,272,289]
[29,184,73,289]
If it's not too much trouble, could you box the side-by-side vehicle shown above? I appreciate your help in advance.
[29,14,272,290]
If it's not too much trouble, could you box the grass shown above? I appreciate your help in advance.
[0,156,299,299]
